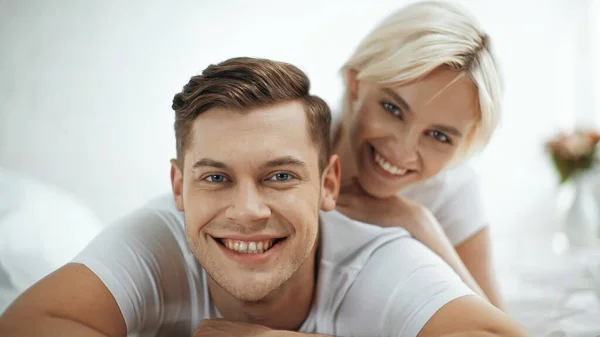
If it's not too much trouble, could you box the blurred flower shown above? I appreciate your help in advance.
[546,130,600,183]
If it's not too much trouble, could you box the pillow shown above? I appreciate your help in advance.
[0,167,103,291]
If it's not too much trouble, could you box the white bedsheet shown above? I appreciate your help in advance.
[0,167,103,293]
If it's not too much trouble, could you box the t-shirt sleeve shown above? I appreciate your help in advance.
[434,166,488,245]
[71,208,191,335]
[338,237,475,337]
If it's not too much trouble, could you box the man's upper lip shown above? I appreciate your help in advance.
[210,234,286,241]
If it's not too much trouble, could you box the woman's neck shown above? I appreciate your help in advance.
[207,244,318,330]
[332,123,358,187]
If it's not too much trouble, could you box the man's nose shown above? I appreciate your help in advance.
[224,181,271,223]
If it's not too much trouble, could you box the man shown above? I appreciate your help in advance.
[0,57,527,337]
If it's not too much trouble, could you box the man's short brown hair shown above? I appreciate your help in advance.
[172,57,332,172]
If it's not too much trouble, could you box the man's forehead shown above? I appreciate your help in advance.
[192,102,306,134]
[186,147,318,174]
[186,102,319,168]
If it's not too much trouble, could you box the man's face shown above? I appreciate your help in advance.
[171,101,338,302]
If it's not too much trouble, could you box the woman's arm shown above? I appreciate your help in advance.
[455,227,504,309]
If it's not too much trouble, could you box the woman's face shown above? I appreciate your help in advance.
[347,68,479,198]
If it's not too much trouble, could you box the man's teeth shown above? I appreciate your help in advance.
[374,151,408,176]
[222,239,275,254]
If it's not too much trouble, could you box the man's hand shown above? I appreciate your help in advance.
[192,319,331,337]
[193,319,275,337]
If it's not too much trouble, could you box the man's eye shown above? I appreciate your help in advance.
[205,175,228,183]
[381,101,402,118]
[268,173,292,182]
[428,130,452,144]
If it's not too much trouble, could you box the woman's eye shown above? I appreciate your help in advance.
[268,173,292,182]
[428,130,451,144]
[205,174,228,183]
[381,101,402,118]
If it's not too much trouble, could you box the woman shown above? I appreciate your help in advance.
[332,1,504,308]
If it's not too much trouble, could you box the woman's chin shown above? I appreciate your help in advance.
[357,175,401,199]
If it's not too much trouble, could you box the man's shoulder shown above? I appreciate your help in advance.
[115,193,185,235]
[338,237,473,336]
[320,210,442,287]
[316,211,473,336]
[72,194,203,334]
[74,193,189,270]
[318,210,435,291]
[318,210,412,268]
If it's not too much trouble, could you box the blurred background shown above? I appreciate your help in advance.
[1,0,600,334]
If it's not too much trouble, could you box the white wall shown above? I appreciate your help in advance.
[593,0,600,128]
[0,0,598,239]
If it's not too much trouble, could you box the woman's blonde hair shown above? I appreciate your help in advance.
[341,0,503,161]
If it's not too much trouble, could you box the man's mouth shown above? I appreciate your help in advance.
[214,237,286,254]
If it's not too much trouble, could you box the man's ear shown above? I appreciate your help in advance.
[170,159,185,212]
[347,69,360,101]
[320,155,341,212]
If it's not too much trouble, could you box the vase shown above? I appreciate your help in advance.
[593,171,600,236]
[562,173,599,248]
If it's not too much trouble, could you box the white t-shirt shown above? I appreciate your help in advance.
[398,164,487,245]
[73,195,474,337]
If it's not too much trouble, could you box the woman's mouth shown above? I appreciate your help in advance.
[370,145,415,176]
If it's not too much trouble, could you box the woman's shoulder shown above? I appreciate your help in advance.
[400,163,487,244]
[399,163,481,209]
[433,162,480,188]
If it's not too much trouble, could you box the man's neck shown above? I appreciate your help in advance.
[207,242,319,331]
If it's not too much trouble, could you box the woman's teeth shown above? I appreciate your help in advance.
[221,239,275,254]
[374,151,408,176]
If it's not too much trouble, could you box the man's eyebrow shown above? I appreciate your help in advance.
[192,158,230,170]
[260,156,308,170]
[192,156,308,170]
[383,88,412,114]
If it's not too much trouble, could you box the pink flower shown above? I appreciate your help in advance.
[547,131,599,160]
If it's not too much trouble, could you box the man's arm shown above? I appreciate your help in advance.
[0,263,126,337]
[455,227,505,309]
[418,295,526,337]
[193,309,527,337]
[1,203,200,337]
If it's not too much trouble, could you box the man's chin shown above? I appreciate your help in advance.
[230,289,274,303]
[221,277,284,303]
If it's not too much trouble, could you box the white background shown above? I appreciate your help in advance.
[1,0,599,250]
[2,1,600,332]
